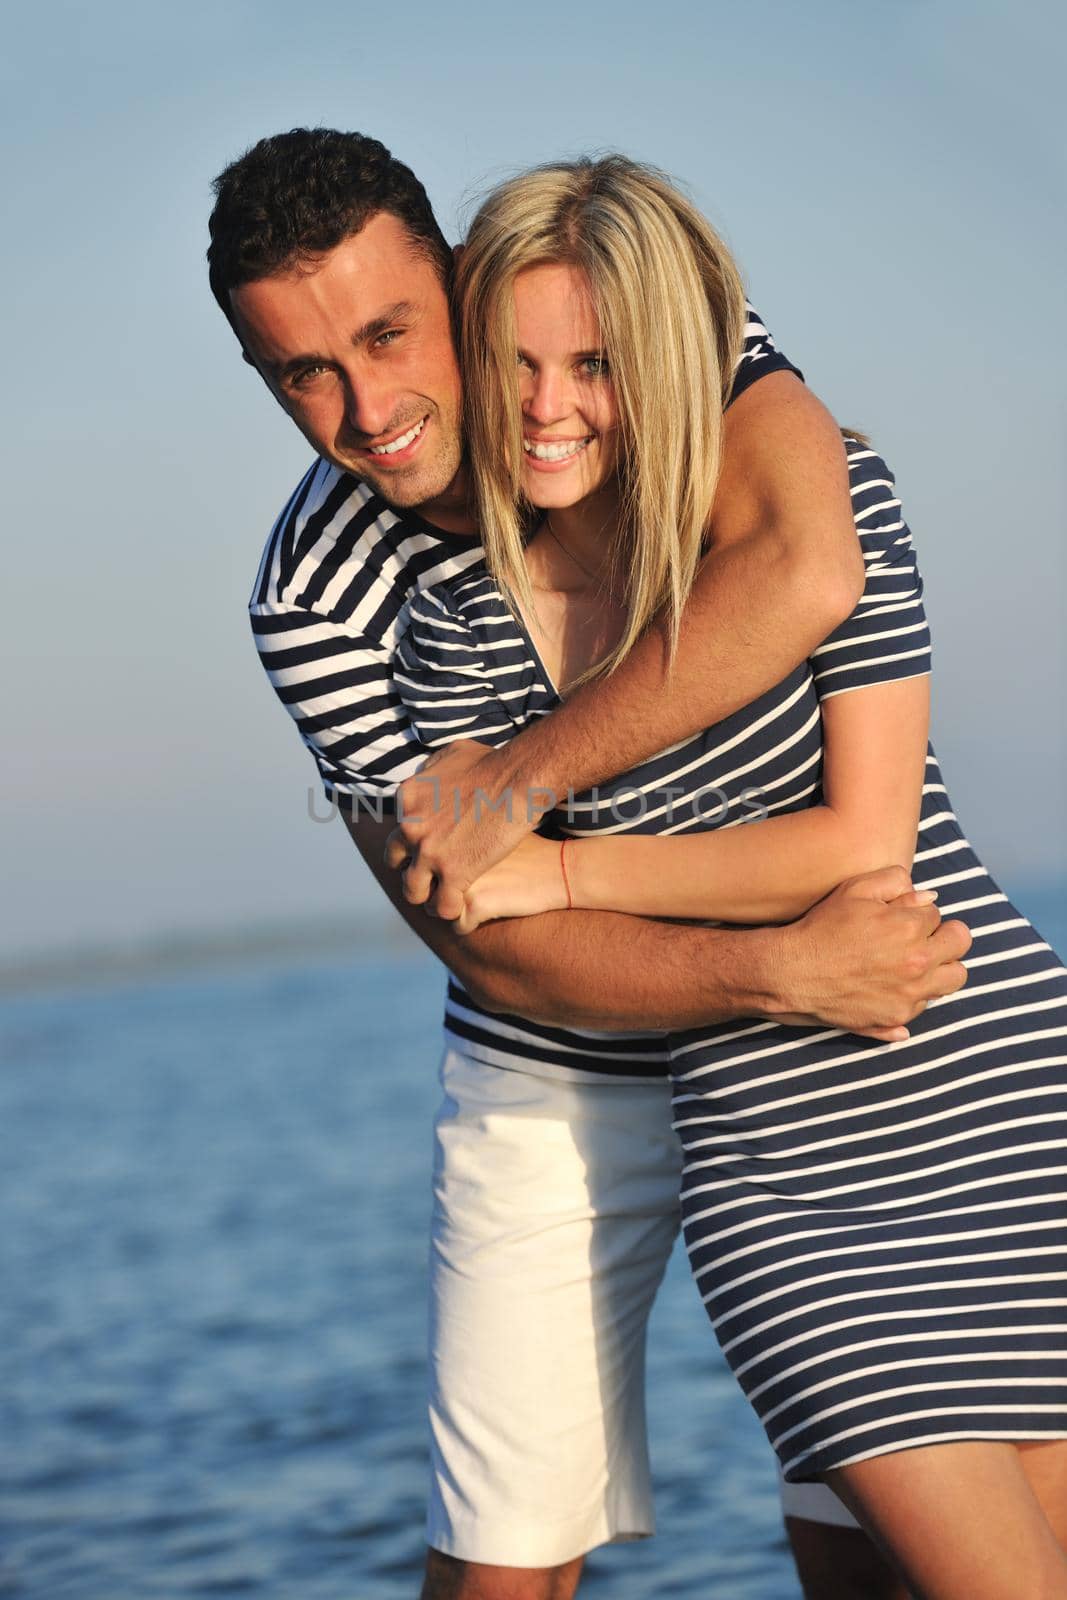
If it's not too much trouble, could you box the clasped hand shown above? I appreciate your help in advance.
[383,739,556,927]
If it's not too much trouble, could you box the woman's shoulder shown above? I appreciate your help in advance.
[841,435,899,512]
[396,563,552,748]
[840,434,917,557]
[407,563,516,647]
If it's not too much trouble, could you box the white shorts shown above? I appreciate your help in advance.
[426,1048,856,1568]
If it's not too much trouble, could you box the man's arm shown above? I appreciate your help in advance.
[347,811,970,1042]
[396,375,867,916]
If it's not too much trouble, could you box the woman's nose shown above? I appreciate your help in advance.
[522,368,568,425]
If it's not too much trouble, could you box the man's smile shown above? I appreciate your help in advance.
[362,413,431,462]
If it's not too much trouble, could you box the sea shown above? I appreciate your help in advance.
[3,883,1065,1600]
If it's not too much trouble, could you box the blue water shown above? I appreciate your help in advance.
[4,884,1065,1599]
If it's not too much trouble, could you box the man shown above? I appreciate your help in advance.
[209,128,968,1600]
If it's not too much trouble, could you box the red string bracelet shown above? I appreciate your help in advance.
[560,839,573,910]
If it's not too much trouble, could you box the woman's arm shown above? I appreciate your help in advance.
[457,675,930,932]
[567,675,929,923]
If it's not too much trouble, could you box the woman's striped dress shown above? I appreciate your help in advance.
[394,438,1067,1482]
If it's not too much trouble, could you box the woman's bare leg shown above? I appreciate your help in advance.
[785,1517,911,1600]
[1018,1441,1067,1549]
[825,1441,1067,1600]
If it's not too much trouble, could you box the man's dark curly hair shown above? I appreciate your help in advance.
[208,128,452,333]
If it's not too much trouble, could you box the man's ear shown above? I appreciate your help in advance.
[452,242,464,266]
[241,348,256,367]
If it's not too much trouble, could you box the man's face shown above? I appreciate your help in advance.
[230,211,464,514]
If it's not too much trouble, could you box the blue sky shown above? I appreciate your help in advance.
[3,0,1064,959]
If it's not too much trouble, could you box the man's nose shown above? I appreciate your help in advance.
[343,371,398,439]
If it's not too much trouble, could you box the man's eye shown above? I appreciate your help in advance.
[374,328,404,349]
[289,365,328,389]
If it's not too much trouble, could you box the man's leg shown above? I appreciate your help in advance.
[421,1550,582,1600]
[422,1049,681,1599]
[780,1477,909,1600]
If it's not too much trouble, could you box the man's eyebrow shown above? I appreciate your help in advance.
[271,303,418,382]
[272,352,326,381]
[352,302,417,347]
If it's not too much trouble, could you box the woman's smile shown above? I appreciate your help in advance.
[522,432,595,469]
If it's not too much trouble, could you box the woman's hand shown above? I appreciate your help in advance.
[385,739,538,920]
[453,834,571,935]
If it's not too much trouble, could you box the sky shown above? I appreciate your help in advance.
[2,0,1064,962]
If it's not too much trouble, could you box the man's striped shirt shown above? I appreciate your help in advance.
[251,307,800,1081]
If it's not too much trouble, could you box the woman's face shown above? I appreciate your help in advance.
[512,263,619,512]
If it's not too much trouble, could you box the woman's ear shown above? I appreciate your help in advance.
[453,242,465,267]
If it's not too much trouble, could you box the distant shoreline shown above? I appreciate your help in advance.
[0,914,425,998]
[4,877,1063,1001]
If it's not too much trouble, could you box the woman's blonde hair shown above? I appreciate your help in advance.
[457,154,748,679]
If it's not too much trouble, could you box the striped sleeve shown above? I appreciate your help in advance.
[248,458,490,810]
[727,302,804,409]
[809,440,932,700]
[393,584,518,750]
[250,600,429,805]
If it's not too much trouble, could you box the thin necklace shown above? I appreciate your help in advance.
[543,515,614,592]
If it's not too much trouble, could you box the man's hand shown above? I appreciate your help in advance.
[385,739,539,920]
[772,867,972,1042]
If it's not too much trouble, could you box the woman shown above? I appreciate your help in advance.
[393,155,1067,1598]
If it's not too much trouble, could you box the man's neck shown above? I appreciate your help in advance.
[408,462,479,538]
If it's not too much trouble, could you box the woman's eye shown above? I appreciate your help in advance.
[580,355,610,378]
